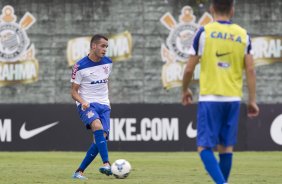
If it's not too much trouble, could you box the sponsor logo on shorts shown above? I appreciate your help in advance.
[86,110,94,119]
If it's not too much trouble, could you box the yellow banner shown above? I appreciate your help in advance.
[0,59,39,86]
[67,31,132,66]
[252,36,282,66]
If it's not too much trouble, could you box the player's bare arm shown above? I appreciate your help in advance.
[244,54,259,118]
[71,82,89,110]
[182,55,200,106]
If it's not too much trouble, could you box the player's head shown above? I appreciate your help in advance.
[90,34,108,58]
[210,0,234,18]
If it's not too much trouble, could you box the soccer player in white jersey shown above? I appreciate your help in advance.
[71,34,113,179]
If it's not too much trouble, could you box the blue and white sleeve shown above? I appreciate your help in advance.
[70,63,82,84]
[245,34,253,55]
[188,27,205,56]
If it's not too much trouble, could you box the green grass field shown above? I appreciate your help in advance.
[0,151,281,184]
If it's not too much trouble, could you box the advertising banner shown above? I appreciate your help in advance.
[0,104,281,151]
[160,6,212,89]
[66,31,132,66]
[0,5,38,87]
[252,36,282,66]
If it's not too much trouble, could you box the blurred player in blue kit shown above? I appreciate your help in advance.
[182,0,259,183]
[71,34,113,179]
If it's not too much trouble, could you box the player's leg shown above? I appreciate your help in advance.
[72,143,98,179]
[72,104,100,179]
[93,105,111,175]
[197,102,226,184]
[218,145,233,182]
[218,101,240,182]
[91,119,110,165]
[91,119,111,175]
[198,146,226,184]
[77,143,99,172]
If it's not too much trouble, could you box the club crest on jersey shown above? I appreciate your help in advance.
[103,66,109,74]
[86,110,94,119]
[160,6,212,89]
[0,5,38,87]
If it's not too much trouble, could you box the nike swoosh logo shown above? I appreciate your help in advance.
[270,114,282,145]
[186,121,197,138]
[20,121,59,139]
[216,51,231,57]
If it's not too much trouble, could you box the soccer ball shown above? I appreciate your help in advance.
[111,159,131,179]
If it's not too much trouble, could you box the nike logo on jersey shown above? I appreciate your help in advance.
[216,51,231,57]
[19,121,59,139]
[186,121,197,138]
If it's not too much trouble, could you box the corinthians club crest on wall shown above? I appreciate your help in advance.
[160,6,212,90]
[0,5,38,86]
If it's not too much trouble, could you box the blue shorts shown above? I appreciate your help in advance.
[77,102,111,135]
[197,101,240,148]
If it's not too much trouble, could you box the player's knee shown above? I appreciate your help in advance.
[90,119,103,131]
[103,132,108,139]
[218,145,233,153]
[197,146,206,153]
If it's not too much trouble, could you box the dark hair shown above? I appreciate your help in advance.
[90,34,108,48]
[212,0,234,15]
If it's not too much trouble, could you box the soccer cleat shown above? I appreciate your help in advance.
[72,171,88,180]
[99,165,112,176]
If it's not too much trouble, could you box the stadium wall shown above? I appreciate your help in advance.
[0,0,281,104]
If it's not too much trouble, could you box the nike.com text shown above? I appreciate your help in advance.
[109,118,179,141]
